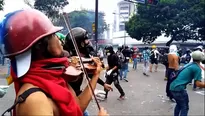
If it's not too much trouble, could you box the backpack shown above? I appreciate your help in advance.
[115,52,125,69]
[121,49,130,63]
[150,50,155,60]
[170,62,194,83]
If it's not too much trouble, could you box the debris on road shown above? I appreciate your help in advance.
[141,101,146,104]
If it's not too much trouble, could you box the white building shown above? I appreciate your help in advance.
[111,0,137,45]
[114,0,136,32]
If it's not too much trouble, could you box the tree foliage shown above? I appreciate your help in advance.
[34,0,69,19]
[0,0,4,11]
[125,0,205,44]
[55,10,107,38]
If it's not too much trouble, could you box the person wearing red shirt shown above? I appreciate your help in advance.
[0,9,108,116]
[132,48,138,70]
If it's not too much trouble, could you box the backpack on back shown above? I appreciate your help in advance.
[150,50,155,60]
[116,51,125,69]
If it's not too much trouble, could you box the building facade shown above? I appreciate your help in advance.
[113,0,136,32]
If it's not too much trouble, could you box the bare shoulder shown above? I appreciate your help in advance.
[15,83,54,115]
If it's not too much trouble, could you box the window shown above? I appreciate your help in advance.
[120,12,129,15]
[119,25,125,31]
[120,6,129,10]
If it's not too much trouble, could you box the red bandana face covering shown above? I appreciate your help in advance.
[11,57,83,116]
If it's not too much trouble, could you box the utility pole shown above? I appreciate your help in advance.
[95,0,98,54]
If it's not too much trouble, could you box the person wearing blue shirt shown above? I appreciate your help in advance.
[170,51,205,116]
[142,47,150,76]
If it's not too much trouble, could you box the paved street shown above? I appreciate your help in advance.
[0,63,204,115]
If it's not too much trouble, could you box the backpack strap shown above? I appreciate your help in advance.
[176,62,195,77]
[1,88,48,116]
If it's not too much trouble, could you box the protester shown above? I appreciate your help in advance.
[142,47,150,76]
[181,49,191,64]
[61,27,112,116]
[104,45,125,100]
[150,45,161,72]
[63,27,112,95]
[0,9,108,116]
[189,46,205,90]
[170,50,205,116]
[120,45,130,82]
[116,46,124,80]
[132,47,138,70]
[166,45,180,102]
[160,47,169,81]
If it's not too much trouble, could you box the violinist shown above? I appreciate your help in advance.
[63,27,113,96]
[0,9,108,116]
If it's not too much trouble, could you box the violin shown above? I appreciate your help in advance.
[69,56,105,70]
[64,56,104,78]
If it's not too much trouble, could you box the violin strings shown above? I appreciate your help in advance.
[62,13,101,110]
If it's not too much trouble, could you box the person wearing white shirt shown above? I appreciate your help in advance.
[150,45,161,72]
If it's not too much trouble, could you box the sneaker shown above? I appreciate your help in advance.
[123,78,128,82]
[143,73,149,76]
[117,95,125,100]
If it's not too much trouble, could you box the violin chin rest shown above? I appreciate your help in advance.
[64,66,83,76]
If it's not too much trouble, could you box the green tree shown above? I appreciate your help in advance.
[33,0,69,19]
[55,10,107,38]
[125,0,205,45]
[0,0,4,11]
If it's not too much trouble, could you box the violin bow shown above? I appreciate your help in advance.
[62,12,101,110]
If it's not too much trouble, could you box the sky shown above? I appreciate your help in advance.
[0,0,120,24]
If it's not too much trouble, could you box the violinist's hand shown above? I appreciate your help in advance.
[92,57,102,75]
[104,84,113,91]
[98,107,109,116]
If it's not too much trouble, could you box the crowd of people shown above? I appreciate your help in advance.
[0,9,205,116]
[103,43,205,116]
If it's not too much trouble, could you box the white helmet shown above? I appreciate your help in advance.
[191,51,205,61]
[169,45,177,53]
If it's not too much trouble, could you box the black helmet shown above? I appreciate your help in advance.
[66,27,89,46]
[64,27,94,57]
[105,45,114,54]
